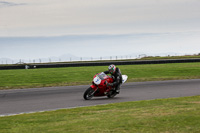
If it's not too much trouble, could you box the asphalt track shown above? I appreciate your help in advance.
[0,79,200,116]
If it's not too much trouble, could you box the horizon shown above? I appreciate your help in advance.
[0,52,198,64]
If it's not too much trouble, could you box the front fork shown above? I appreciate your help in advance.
[90,85,98,96]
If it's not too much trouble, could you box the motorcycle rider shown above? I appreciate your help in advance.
[104,64,122,94]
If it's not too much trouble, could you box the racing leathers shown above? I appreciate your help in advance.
[104,67,122,93]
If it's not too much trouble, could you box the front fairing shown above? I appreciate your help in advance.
[91,72,114,96]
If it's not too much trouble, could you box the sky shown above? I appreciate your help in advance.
[0,0,200,61]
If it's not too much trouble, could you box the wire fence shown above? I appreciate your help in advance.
[0,55,142,65]
[1,53,193,65]
[1,58,200,70]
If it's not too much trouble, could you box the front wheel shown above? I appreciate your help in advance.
[83,87,95,100]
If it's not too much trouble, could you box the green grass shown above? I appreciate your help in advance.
[0,96,200,133]
[1,62,200,90]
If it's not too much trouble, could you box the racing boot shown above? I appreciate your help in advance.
[115,86,120,94]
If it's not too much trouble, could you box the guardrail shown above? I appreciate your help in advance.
[0,58,200,70]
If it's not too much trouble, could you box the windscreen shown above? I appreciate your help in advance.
[97,72,108,80]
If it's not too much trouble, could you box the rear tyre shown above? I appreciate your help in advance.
[83,87,94,100]
[107,90,117,98]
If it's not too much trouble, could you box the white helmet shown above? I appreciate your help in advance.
[108,64,116,74]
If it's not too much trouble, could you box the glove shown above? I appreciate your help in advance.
[107,83,114,87]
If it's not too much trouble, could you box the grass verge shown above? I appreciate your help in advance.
[1,62,200,90]
[0,96,200,133]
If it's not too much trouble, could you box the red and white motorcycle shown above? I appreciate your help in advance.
[83,72,128,100]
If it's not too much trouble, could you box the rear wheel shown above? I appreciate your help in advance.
[107,90,117,98]
[83,87,95,100]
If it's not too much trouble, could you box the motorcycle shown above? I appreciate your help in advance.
[83,72,128,100]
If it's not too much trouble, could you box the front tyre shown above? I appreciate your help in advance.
[83,87,95,100]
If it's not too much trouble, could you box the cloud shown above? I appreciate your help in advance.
[0,0,200,37]
[0,1,26,8]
